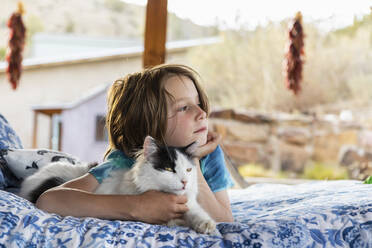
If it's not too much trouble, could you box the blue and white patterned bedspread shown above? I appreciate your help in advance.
[0,180,371,247]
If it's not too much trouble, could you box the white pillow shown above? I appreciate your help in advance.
[1,148,81,180]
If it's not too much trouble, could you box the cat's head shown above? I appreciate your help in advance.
[136,136,198,195]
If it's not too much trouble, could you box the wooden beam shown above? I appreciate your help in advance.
[143,0,168,68]
[37,109,62,115]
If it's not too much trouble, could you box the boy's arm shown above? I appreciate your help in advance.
[36,173,189,224]
[193,131,234,222]
[194,159,234,222]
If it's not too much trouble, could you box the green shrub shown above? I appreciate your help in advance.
[238,163,287,178]
[302,162,349,180]
[0,47,6,61]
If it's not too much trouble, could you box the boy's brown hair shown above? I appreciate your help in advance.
[105,64,209,158]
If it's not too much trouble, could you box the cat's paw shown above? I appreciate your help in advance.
[192,219,216,234]
[167,218,187,227]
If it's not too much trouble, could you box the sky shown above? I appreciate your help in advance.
[122,0,371,31]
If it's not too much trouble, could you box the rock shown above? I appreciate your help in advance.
[277,141,311,173]
[358,130,372,150]
[210,109,273,124]
[221,140,269,167]
[209,109,234,119]
[313,130,358,162]
[338,145,372,180]
[210,119,270,143]
[277,126,311,146]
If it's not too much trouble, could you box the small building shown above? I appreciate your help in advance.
[32,83,110,163]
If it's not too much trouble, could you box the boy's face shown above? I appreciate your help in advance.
[164,75,208,148]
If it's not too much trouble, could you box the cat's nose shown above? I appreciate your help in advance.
[181,180,187,187]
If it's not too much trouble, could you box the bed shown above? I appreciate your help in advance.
[0,180,371,247]
[0,114,371,247]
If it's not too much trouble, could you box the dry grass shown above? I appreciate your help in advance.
[188,17,372,112]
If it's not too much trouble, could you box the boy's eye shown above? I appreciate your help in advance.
[164,167,173,172]
[178,106,189,112]
[177,103,202,112]
[186,168,192,172]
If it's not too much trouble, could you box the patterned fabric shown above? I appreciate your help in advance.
[89,145,234,193]
[0,114,23,190]
[0,114,23,150]
[0,148,80,191]
[0,180,371,247]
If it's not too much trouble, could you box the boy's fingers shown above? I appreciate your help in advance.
[176,204,189,213]
[207,131,220,143]
[191,131,222,159]
[212,132,221,143]
[176,195,188,204]
[200,133,220,151]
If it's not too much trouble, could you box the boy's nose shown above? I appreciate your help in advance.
[195,105,206,119]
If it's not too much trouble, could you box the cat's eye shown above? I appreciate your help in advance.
[165,167,173,172]
[186,168,192,172]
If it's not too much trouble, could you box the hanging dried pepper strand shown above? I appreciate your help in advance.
[6,2,26,90]
[284,12,305,95]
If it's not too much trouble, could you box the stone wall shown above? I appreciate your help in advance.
[209,108,371,179]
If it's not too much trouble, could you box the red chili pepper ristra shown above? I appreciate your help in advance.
[284,12,305,95]
[6,2,26,90]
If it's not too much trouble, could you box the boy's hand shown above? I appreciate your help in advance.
[133,190,189,224]
[193,131,221,159]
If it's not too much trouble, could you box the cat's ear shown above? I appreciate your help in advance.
[184,141,199,157]
[143,136,158,159]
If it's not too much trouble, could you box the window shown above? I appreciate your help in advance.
[95,115,108,142]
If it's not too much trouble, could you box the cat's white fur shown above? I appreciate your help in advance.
[19,136,216,234]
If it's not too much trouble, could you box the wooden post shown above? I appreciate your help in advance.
[32,111,38,148]
[143,0,168,68]
[58,121,62,151]
[49,114,53,149]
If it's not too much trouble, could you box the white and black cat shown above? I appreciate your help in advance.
[19,136,216,234]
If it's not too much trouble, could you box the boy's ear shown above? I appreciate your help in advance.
[143,136,158,159]
[184,141,198,157]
